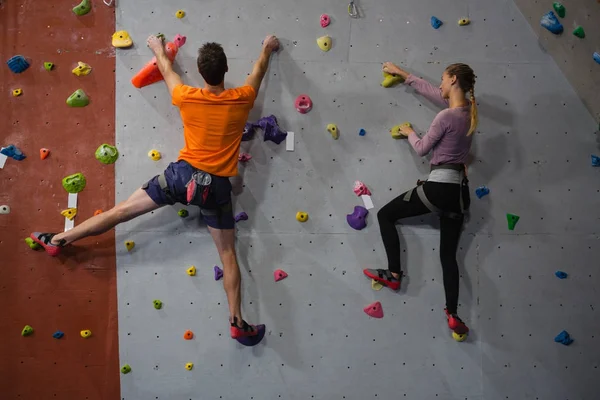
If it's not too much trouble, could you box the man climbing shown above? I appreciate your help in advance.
[31,33,281,341]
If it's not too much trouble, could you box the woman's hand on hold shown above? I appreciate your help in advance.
[383,62,402,76]
[399,124,415,137]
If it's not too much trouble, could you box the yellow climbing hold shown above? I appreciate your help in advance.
[458,18,470,26]
[112,30,133,48]
[12,88,23,97]
[390,122,411,139]
[125,241,135,251]
[148,150,161,161]
[381,71,404,88]
[72,61,92,76]
[185,362,194,370]
[327,124,339,140]
[317,35,332,52]
[176,10,186,18]
[296,211,309,222]
[61,208,78,220]
[186,266,196,276]
[371,279,383,291]
[80,329,92,338]
[452,332,468,342]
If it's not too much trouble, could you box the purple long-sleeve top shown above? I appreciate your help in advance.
[404,74,472,166]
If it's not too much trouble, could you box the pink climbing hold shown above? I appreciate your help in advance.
[320,14,331,28]
[274,269,288,282]
[173,34,187,48]
[353,181,371,196]
[238,153,252,162]
[364,301,383,318]
[295,95,313,114]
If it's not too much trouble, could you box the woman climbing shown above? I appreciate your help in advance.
[363,63,478,337]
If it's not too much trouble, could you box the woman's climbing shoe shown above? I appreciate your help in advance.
[445,308,469,335]
[29,232,65,257]
[363,268,401,290]
[230,317,259,339]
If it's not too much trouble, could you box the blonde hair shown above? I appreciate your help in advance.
[445,63,478,136]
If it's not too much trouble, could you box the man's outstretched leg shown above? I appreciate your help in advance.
[31,188,161,256]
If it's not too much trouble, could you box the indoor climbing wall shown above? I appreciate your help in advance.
[115,0,600,399]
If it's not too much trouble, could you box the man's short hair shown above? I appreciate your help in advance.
[197,42,228,86]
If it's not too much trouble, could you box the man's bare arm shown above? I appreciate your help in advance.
[147,35,183,96]
[245,35,279,95]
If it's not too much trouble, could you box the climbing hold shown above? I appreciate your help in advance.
[173,34,187,48]
[353,181,372,197]
[1,145,26,160]
[176,10,185,18]
[296,211,309,223]
[363,301,384,318]
[236,324,266,346]
[62,173,86,193]
[274,269,288,282]
[12,88,23,97]
[381,71,404,88]
[554,330,573,345]
[572,26,585,39]
[21,325,34,336]
[80,329,92,338]
[43,62,54,71]
[148,149,161,161]
[359,128,366,136]
[0,205,10,215]
[7,55,30,74]
[121,364,132,374]
[52,330,64,339]
[183,330,194,340]
[295,95,313,114]
[327,124,339,140]
[178,209,189,218]
[153,299,163,309]
[541,11,563,35]
[185,363,193,371]
[475,186,490,199]
[390,122,411,139]
[242,122,255,141]
[25,237,42,250]
[317,35,332,52]
[214,266,224,280]
[555,271,568,279]
[553,2,566,18]
[235,212,248,222]
[61,208,77,220]
[238,153,252,162]
[73,0,92,16]
[430,16,443,29]
[594,53,600,65]
[72,61,92,76]
[95,144,119,164]
[124,241,135,251]
[186,266,196,276]
[112,30,133,48]
[506,213,520,231]
[320,14,331,28]
[155,33,166,41]
[66,89,90,107]
[94,209,103,216]
[371,279,383,291]
[458,18,470,26]
[592,155,600,166]
[131,41,179,88]
[40,148,50,160]
[347,206,368,230]
[452,332,468,342]
[254,115,288,144]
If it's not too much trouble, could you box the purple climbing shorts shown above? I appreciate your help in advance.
[142,160,235,229]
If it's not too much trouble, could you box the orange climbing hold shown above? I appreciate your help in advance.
[131,42,179,88]
[183,330,194,340]
[94,209,103,216]
[39,148,50,160]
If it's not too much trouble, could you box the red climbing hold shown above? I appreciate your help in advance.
[363,301,384,318]
[295,95,313,114]
[274,269,288,282]
[39,148,50,160]
[131,41,179,88]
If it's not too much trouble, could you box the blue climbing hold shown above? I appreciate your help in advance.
[594,52,600,65]
[555,271,568,279]
[52,330,64,339]
[358,128,366,136]
[540,11,563,35]
[430,16,443,29]
[0,145,26,161]
[592,155,600,167]
[7,55,30,73]
[554,330,573,346]
[475,186,490,199]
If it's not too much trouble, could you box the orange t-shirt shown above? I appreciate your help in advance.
[172,84,256,177]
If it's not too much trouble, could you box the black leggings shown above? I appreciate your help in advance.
[377,182,463,314]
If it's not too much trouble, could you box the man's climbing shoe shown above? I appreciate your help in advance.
[363,268,401,290]
[29,232,65,257]
[445,308,469,335]
[230,317,258,339]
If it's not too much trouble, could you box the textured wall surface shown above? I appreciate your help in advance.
[0,0,119,399]
[115,0,600,399]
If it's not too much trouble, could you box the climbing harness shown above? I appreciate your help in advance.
[348,1,358,18]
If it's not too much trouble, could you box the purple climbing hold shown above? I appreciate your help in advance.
[7,55,30,73]
[236,324,266,346]
[235,212,248,222]
[347,205,368,230]
[214,265,224,281]
[1,145,26,161]
[254,115,288,145]
[242,122,255,142]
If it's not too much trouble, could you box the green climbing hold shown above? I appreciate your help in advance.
[66,89,89,107]
[572,26,585,39]
[507,213,520,231]
[178,209,189,218]
[95,144,119,164]
[153,300,163,310]
[62,173,87,194]
[121,364,131,374]
[73,0,92,16]
[44,62,54,71]
[156,33,165,41]
[21,325,34,336]
[24,237,42,250]
[552,2,565,18]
